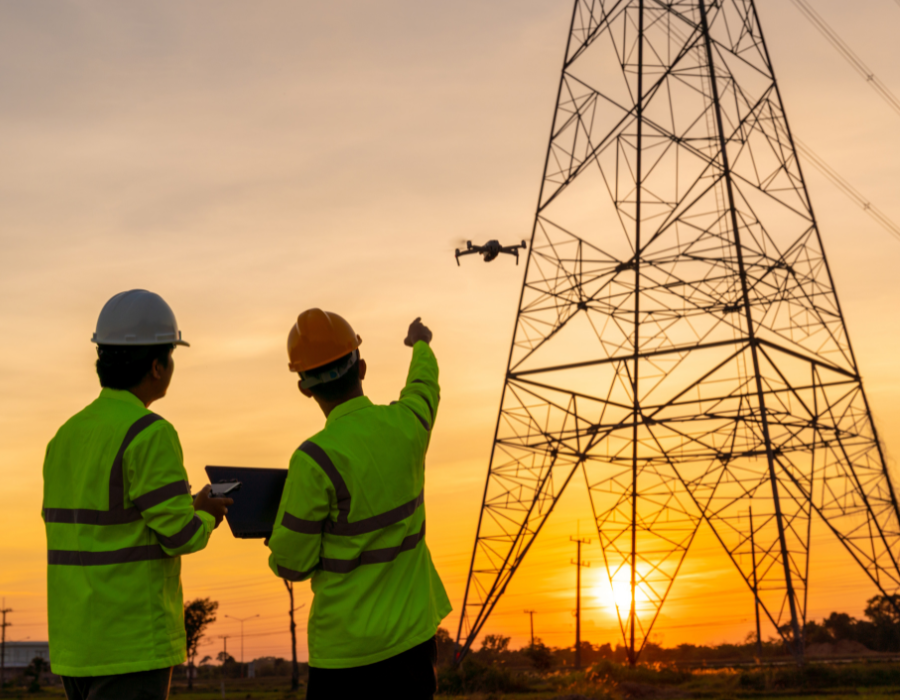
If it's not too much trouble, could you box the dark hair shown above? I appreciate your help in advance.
[305,352,361,402]
[96,344,174,390]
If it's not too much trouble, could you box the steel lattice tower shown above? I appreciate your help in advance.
[455,0,900,665]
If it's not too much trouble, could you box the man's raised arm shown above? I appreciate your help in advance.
[398,318,439,432]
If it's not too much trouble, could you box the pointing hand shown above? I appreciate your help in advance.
[404,317,433,347]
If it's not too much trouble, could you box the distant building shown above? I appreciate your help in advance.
[2,641,50,671]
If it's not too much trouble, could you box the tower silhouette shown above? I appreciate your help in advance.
[455,0,900,665]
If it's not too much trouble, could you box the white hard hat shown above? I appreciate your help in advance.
[92,290,190,346]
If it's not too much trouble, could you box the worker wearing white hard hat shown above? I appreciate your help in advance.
[42,290,232,700]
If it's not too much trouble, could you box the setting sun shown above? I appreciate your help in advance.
[594,576,647,617]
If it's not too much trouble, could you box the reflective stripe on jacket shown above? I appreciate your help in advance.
[42,388,215,677]
[268,341,452,668]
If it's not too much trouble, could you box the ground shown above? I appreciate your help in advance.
[8,688,900,699]
[7,663,900,699]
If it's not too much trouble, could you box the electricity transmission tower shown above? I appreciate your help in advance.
[456,0,900,665]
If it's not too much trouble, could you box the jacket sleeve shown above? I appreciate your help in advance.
[267,449,334,581]
[397,341,440,432]
[126,420,215,557]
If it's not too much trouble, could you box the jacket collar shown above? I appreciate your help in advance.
[326,395,373,426]
[99,387,147,410]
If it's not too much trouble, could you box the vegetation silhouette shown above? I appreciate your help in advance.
[183,597,218,689]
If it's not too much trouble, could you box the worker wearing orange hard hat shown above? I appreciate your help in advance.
[267,309,451,700]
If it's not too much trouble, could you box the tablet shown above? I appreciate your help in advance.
[205,466,288,539]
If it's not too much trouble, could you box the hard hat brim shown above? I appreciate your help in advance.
[91,336,190,347]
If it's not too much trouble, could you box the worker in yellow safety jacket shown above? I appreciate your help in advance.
[42,290,232,700]
[267,310,451,700]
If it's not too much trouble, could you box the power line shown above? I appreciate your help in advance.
[663,6,900,247]
[788,0,900,117]
[794,137,900,242]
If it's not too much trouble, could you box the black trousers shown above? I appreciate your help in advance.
[307,637,437,700]
[62,667,172,700]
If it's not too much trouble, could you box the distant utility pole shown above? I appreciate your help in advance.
[571,537,591,670]
[0,600,11,697]
[524,610,536,648]
[749,508,763,662]
[284,581,305,692]
[224,614,259,678]
[218,635,230,700]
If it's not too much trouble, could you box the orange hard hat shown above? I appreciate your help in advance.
[287,309,362,373]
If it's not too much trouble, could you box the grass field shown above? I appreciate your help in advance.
[8,687,900,699]
[7,662,900,699]
[8,688,900,700]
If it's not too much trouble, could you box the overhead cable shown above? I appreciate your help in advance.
[788,0,900,117]
[646,8,900,245]
[794,137,900,243]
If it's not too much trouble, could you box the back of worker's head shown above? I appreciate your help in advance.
[302,352,362,402]
[91,289,188,391]
[96,344,174,389]
[287,308,364,406]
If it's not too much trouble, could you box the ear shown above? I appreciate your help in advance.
[358,358,367,381]
[298,380,314,398]
[151,358,165,380]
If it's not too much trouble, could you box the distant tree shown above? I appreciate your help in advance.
[523,638,554,670]
[803,619,832,646]
[824,612,858,643]
[217,651,236,665]
[24,657,48,692]
[864,594,900,651]
[865,594,900,626]
[477,634,511,664]
[480,634,510,654]
[641,641,664,662]
[435,627,457,666]
[184,597,218,690]
[200,655,212,666]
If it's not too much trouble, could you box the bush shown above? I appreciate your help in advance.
[523,640,555,670]
[437,656,533,695]
[737,662,900,691]
[24,656,49,692]
[586,659,693,686]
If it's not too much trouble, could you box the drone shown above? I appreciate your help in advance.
[455,240,527,266]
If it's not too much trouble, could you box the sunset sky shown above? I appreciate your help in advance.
[2,0,900,663]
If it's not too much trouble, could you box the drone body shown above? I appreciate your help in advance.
[455,240,527,266]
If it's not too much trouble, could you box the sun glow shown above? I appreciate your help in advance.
[595,576,647,617]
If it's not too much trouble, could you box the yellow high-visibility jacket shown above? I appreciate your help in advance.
[268,341,452,668]
[42,388,215,676]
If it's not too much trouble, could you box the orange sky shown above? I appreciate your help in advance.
[2,0,900,662]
